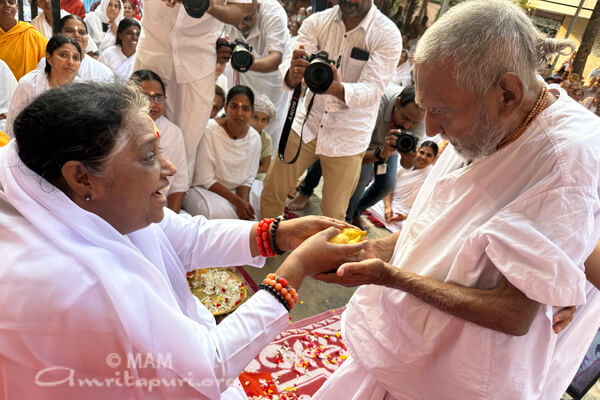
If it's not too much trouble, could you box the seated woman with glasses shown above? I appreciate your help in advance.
[99,18,140,81]
[184,85,263,220]
[6,34,82,137]
[131,69,189,213]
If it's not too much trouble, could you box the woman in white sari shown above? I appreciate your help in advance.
[0,81,361,399]
[84,0,123,50]
[6,35,82,137]
[30,0,69,39]
[99,18,139,81]
[36,15,114,82]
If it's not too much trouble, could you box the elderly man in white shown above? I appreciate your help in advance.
[314,1,600,399]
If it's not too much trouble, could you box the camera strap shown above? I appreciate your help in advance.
[278,84,316,164]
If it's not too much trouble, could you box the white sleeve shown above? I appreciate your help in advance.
[192,127,218,189]
[480,186,596,307]
[159,208,265,270]
[5,81,33,138]
[262,6,288,55]
[241,136,261,188]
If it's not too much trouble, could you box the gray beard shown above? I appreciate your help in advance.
[445,103,507,161]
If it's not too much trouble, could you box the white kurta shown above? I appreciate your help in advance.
[30,10,70,38]
[99,45,135,81]
[0,59,17,133]
[184,119,261,219]
[0,140,288,399]
[37,55,114,82]
[224,0,291,152]
[84,0,124,49]
[390,61,411,87]
[155,115,189,194]
[368,164,431,233]
[316,91,600,399]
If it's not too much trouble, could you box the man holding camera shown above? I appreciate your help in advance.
[288,84,426,227]
[260,0,402,221]
[223,0,290,150]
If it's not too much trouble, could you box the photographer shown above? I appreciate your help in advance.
[224,0,291,149]
[288,84,426,228]
[260,0,402,221]
[133,0,254,178]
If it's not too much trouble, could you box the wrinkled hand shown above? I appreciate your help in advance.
[384,207,393,222]
[279,227,368,277]
[109,21,118,35]
[552,306,576,333]
[216,37,232,64]
[234,198,255,220]
[314,257,397,287]
[276,215,350,251]
[287,45,308,86]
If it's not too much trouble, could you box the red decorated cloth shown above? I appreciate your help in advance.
[243,307,348,399]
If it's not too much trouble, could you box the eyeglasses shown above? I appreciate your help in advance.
[143,93,166,104]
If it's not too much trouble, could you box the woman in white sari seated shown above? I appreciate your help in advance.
[99,18,139,81]
[0,59,17,133]
[184,85,263,220]
[0,82,363,399]
[84,0,123,51]
[6,34,81,137]
[131,69,189,213]
[36,15,114,82]
[369,140,438,232]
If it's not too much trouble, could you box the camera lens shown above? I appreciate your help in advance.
[182,0,209,18]
[231,45,253,72]
[395,133,418,153]
[304,60,333,94]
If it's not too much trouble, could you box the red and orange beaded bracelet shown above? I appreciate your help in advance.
[260,273,299,311]
[256,218,276,258]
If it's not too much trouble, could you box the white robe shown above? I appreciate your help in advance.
[368,164,431,233]
[0,59,17,133]
[99,45,135,82]
[30,9,70,38]
[84,0,124,49]
[390,61,412,87]
[155,115,189,194]
[5,69,82,138]
[0,140,288,399]
[315,90,600,399]
[184,119,261,219]
[37,55,114,82]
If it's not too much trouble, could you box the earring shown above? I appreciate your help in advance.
[84,193,92,201]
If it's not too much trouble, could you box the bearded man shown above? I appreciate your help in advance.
[314,1,600,398]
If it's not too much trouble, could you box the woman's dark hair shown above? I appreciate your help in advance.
[58,14,88,34]
[45,34,82,74]
[115,18,141,46]
[226,85,254,108]
[215,84,225,102]
[130,69,166,93]
[14,82,146,186]
[420,140,439,157]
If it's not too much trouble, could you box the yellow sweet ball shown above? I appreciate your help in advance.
[328,228,367,244]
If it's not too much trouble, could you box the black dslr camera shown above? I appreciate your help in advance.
[182,0,209,18]
[301,51,336,94]
[394,130,418,153]
[217,39,254,72]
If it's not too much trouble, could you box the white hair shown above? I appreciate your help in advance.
[414,0,575,95]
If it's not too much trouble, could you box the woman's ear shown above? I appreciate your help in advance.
[496,73,524,118]
[60,161,97,201]
[45,52,52,68]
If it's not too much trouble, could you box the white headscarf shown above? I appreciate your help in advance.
[94,0,124,24]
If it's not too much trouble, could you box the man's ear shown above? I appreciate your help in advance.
[496,73,524,118]
[60,161,97,201]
